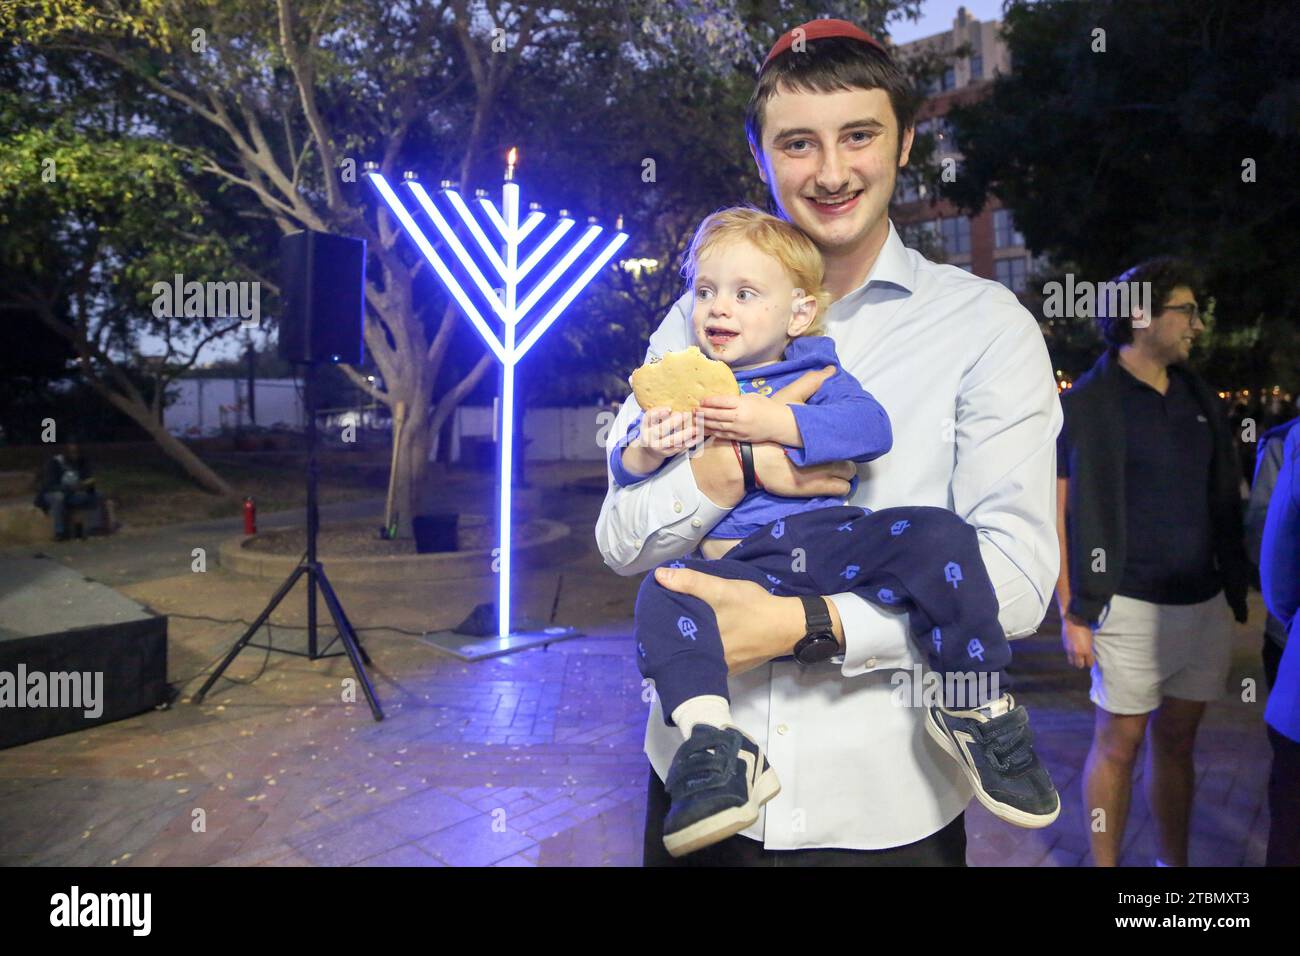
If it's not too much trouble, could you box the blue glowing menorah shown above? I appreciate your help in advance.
[367,169,628,639]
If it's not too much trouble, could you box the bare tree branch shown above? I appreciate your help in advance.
[277,0,344,213]
[338,362,388,402]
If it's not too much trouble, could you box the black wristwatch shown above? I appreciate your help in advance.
[793,594,839,665]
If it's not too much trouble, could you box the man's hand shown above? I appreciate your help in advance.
[687,435,855,505]
[1061,613,1095,669]
[753,443,854,498]
[771,365,836,405]
[653,566,806,674]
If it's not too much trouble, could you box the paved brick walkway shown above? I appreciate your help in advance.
[0,463,1277,866]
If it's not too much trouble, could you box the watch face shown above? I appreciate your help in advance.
[796,633,838,664]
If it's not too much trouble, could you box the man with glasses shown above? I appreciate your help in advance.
[1055,257,1250,866]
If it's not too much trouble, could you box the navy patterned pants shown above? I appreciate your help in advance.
[634,505,1009,725]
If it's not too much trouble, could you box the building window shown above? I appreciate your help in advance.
[994,209,1025,249]
[970,55,983,80]
[941,67,956,91]
[900,219,942,255]
[940,216,971,255]
[996,256,1029,293]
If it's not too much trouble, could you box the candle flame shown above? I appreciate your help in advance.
[507,147,518,167]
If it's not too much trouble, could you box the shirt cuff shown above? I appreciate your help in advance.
[826,591,921,676]
[609,442,667,487]
[602,451,733,575]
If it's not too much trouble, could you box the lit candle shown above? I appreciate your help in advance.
[505,146,517,182]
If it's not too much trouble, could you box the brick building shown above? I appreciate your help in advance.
[891,7,1043,294]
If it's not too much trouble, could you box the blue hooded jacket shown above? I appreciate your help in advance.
[611,335,892,539]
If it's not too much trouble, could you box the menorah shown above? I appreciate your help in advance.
[367,152,628,649]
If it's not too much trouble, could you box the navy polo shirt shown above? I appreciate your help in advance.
[1057,363,1222,605]
[1115,364,1222,604]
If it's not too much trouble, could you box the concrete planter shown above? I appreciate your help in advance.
[217,516,573,584]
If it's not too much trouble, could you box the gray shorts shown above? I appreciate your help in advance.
[1090,591,1234,716]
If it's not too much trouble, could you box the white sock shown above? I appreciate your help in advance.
[671,695,734,740]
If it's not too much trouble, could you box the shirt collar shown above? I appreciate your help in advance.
[1115,353,1186,392]
[833,219,915,307]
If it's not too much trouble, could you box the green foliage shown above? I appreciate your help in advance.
[943,0,1299,390]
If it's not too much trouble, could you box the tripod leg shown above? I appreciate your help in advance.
[193,564,306,704]
[307,567,371,666]
[316,567,384,721]
[323,582,373,666]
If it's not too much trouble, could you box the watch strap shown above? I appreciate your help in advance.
[799,594,833,636]
[738,441,757,494]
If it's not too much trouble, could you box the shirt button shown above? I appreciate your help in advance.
[690,518,702,528]
[866,657,879,668]
[673,500,683,513]
[777,724,789,735]
[634,538,643,549]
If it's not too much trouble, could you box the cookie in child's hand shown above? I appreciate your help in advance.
[630,346,739,414]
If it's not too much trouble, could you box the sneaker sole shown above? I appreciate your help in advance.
[924,707,1060,829]
[662,767,781,858]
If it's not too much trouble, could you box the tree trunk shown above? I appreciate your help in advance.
[97,383,237,498]
[389,403,434,535]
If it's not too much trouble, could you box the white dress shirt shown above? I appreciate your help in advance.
[595,220,1063,850]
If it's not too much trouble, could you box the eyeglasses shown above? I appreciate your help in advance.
[1160,303,1201,322]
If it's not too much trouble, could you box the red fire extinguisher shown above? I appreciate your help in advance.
[243,496,257,535]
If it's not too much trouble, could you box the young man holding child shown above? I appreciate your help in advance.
[596,19,1063,866]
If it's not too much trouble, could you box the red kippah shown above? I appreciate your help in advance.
[760,18,887,73]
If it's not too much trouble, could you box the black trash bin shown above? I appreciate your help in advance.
[412,513,458,553]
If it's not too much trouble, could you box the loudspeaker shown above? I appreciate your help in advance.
[278,230,366,364]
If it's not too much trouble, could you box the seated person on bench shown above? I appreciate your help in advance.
[35,439,101,541]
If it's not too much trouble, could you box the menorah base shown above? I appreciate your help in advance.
[419,624,582,661]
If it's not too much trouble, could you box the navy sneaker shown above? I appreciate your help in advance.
[924,694,1060,828]
[662,724,780,858]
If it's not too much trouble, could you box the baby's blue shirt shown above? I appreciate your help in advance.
[611,335,892,540]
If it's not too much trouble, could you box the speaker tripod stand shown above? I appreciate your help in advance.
[194,361,383,720]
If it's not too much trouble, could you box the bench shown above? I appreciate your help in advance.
[0,471,116,546]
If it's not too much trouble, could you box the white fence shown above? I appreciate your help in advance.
[165,376,616,463]
[450,405,617,462]
[165,378,305,436]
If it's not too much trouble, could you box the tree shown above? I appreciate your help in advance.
[943,0,1300,390]
[4,0,667,527]
[3,0,932,514]
[0,50,249,493]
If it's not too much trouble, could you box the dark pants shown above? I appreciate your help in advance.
[634,505,1007,722]
[1261,636,1297,866]
[45,490,99,537]
[1263,633,1282,690]
[1267,726,1300,866]
[642,767,967,866]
